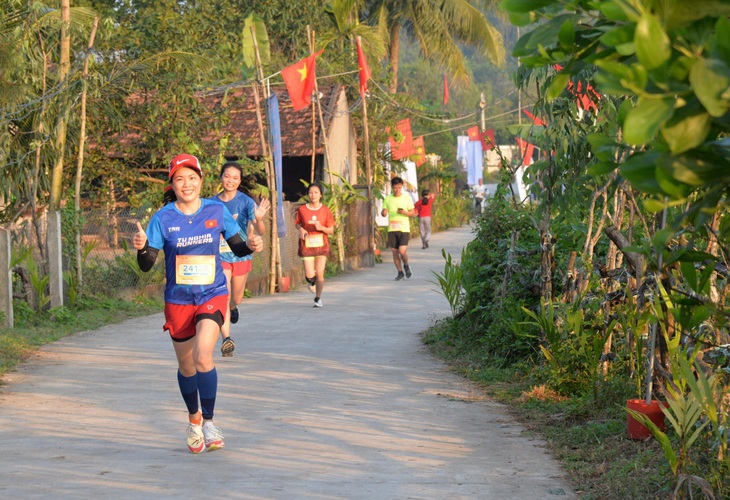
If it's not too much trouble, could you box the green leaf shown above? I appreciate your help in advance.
[600,24,634,49]
[594,1,629,22]
[587,161,617,176]
[716,17,730,63]
[618,98,634,124]
[675,250,716,263]
[507,11,534,27]
[500,0,556,14]
[513,14,578,55]
[587,133,617,162]
[689,58,730,117]
[547,72,571,101]
[642,198,666,213]
[626,408,677,473]
[623,97,674,145]
[621,151,663,194]
[242,14,270,70]
[656,163,693,198]
[668,56,693,82]
[635,13,671,70]
[680,261,698,292]
[657,152,730,188]
[558,19,575,49]
[661,103,712,154]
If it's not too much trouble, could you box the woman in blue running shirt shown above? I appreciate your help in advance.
[210,162,270,357]
[133,154,263,454]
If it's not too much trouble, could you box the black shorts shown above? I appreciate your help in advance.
[388,231,409,248]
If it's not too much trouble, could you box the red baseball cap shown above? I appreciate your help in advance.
[169,154,202,178]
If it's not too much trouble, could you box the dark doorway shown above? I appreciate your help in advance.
[282,155,324,202]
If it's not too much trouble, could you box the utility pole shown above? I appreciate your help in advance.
[517,26,522,125]
[480,92,486,131]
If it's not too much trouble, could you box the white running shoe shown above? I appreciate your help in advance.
[202,421,225,451]
[187,422,205,454]
[313,298,323,308]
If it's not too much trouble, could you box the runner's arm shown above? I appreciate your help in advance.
[137,241,159,272]
[227,233,255,258]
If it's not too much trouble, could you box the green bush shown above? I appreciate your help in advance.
[454,197,543,365]
[83,248,165,296]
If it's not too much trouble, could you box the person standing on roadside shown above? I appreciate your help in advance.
[414,189,436,249]
[381,176,416,281]
[471,177,487,215]
[133,153,263,454]
[294,182,335,308]
[211,162,270,357]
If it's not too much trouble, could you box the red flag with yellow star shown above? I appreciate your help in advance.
[282,50,324,111]
[388,118,416,160]
[413,136,426,167]
[356,37,371,97]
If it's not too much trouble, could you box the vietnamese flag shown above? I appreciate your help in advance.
[483,128,495,150]
[443,74,449,105]
[516,137,535,166]
[413,136,426,167]
[523,109,547,126]
[389,118,416,160]
[205,219,217,228]
[466,125,480,142]
[282,50,324,111]
[356,37,371,97]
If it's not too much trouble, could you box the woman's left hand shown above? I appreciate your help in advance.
[255,198,271,221]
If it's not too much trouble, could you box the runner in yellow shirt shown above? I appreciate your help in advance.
[381,176,417,281]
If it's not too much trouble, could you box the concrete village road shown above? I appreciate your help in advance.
[0,224,576,499]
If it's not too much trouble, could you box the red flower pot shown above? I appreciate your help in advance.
[627,398,667,440]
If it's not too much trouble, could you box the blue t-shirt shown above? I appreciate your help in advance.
[146,198,240,305]
[209,192,256,263]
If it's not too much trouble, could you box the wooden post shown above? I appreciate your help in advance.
[48,210,64,308]
[309,29,333,185]
[251,27,280,294]
[0,230,13,327]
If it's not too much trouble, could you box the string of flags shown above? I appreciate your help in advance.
[276,40,575,172]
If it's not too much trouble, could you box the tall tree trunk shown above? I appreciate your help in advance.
[32,47,49,267]
[50,0,70,211]
[388,25,400,93]
[74,18,99,290]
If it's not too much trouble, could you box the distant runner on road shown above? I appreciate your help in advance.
[295,182,335,308]
[381,176,417,281]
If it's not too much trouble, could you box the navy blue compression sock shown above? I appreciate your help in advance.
[177,370,199,416]
[197,367,218,420]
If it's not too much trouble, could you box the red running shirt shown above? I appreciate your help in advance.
[295,203,335,257]
[415,196,435,217]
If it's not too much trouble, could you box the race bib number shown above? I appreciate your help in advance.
[305,234,324,248]
[176,255,216,285]
[389,220,403,231]
[219,234,232,253]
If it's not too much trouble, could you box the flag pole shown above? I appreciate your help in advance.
[250,26,280,294]
[308,27,316,183]
[357,37,375,259]
[308,28,333,186]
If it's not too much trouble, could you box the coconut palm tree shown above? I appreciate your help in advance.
[366,0,505,93]
[318,0,387,62]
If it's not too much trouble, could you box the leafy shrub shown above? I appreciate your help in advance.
[456,198,543,364]
[83,248,165,296]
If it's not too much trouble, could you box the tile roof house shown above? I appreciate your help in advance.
[199,82,359,201]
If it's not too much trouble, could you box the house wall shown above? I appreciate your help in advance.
[324,90,358,187]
